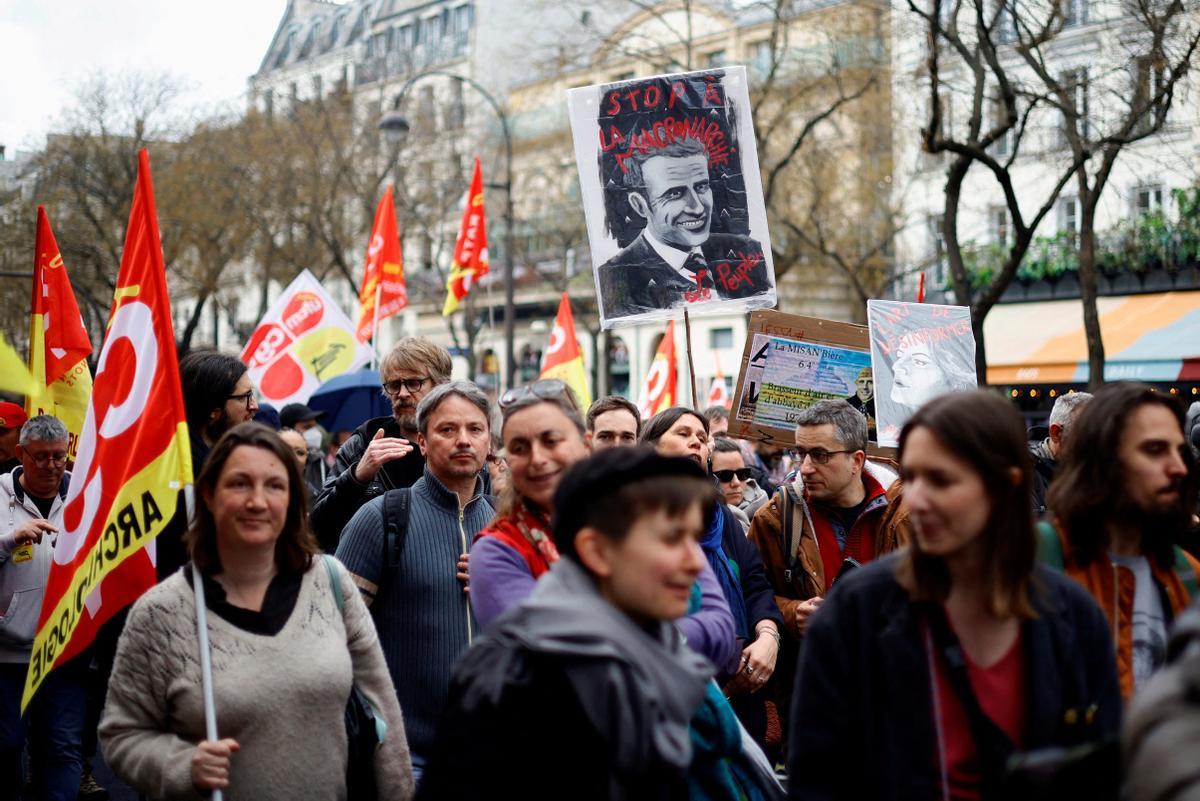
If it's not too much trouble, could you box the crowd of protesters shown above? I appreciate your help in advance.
[4,335,1200,800]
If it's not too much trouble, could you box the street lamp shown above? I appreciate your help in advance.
[379,70,516,391]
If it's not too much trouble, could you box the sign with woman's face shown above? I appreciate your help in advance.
[867,300,978,447]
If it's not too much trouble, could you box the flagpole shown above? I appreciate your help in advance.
[370,283,382,371]
[192,572,224,801]
[683,309,698,410]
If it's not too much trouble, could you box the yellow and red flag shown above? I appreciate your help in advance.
[28,206,93,463]
[540,293,591,409]
[707,353,730,409]
[442,157,490,316]
[638,321,677,419]
[0,332,37,396]
[356,186,407,342]
[23,150,192,710]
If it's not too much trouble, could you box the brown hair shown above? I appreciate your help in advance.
[639,407,709,446]
[894,391,1037,619]
[380,337,453,385]
[1046,382,1194,569]
[184,422,319,576]
[586,395,642,434]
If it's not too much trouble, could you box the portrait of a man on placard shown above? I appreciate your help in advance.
[568,67,778,328]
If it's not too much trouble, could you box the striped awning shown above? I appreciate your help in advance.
[984,290,1200,384]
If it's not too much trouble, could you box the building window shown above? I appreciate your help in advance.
[1135,184,1164,217]
[1133,56,1166,135]
[1061,0,1087,25]
[750,40,773,77]
[928,214,946,288]
[991,207,1010,245]
[1057,68,1089,148]
[446,79,465,129]
[995,1,1016,43]
[418,85,436,133]
[1058,196,1079,236]
[990,96,1011,157]
[263,89,274,117]
[709,328,734,350]
[706,50,727,68]
[311,74,323,97]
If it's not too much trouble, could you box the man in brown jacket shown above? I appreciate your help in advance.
[747,400,908,740]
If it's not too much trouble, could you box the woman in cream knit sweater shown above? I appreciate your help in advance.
[100,423,414,800]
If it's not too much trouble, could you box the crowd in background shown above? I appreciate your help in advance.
[2,335,1200,800]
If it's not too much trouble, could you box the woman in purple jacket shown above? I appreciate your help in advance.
[468,380,738,670]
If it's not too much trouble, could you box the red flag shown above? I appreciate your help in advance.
[540,293,591,408]
[443,157,490,316]
[28,207,94,461]
[638,321,677,419]
[23,150,192,709]
[356,187,407,342]
[707,353,730,408]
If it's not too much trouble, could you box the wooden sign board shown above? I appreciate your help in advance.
[728,310,890,455]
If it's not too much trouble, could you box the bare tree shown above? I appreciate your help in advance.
[1011,0,1200,388]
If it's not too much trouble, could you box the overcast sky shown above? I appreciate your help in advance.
[0,1,291,154]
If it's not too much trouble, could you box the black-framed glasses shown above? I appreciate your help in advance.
[226,390,255,408]
[712,467,752,483]
[788,448,854,465]
[499,379,572,410]
[31,452,68,468]
[382,377,432,396]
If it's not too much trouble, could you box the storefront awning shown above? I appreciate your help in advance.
[984,290,1200,384]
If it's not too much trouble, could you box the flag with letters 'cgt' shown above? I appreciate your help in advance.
[23,150,192,710]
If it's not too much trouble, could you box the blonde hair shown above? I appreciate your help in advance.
[380,337,453,384]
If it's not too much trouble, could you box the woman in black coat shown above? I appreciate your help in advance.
[641,407,785,748]
[789,391,1121,801]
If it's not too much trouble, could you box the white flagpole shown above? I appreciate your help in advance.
[192,572,224,801]
[370,283,383,371]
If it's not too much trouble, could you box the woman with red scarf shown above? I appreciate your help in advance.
[469,381,739,671]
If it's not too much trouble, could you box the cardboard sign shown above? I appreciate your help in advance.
[867,299,977,447]
[728,311,875,448]
[567,66,777,330]
[241,270,372,407]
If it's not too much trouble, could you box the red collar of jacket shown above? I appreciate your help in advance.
[806,470,890,592]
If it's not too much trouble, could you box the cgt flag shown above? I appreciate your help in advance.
[356,186,408,343]
[638,321,677,419]
[23,150,192,710]
[540,293,591,409]
[28,206,94,463]
[442,157,490,316]
[707,354,730,409]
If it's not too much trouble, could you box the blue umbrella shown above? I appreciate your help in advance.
[306,369,391,433]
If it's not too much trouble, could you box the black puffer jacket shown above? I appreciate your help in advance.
[1029,438,1057,515]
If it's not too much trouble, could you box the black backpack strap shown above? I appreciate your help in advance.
[376,488,411,604]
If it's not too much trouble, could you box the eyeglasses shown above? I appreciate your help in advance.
[382,377,432,396]
[226,390,255,408]
[712,467,752,482]
[30,452,68,468]
[787,448,854,465]
[499,379,572,411]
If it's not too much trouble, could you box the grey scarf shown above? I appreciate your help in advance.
[467,557,713,773]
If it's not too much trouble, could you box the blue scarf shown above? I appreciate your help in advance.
[702,503,750,643]
[688,681,771,801]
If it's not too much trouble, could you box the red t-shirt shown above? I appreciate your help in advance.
[933,627,1026,801]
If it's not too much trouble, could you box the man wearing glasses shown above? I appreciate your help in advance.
[0,416,89,798]
[311,337,452,551]
[746,400,905,743]
[179,351,260,476]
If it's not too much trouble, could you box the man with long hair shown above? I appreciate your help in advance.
[1044,381,1200,699]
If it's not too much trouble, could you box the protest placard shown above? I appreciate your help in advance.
[867,299,977,447]
[728,311,874,448]
[567,66,777,329]
[241,270,372,407]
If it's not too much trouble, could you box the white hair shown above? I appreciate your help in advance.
[19,415,68,446]
[1048,392,1092,434]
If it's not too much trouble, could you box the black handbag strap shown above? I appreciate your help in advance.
[927,608,1017,795]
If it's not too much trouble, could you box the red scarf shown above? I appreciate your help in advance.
[475,502,559,577]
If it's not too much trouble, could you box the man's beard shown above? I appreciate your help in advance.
[204,409,235,444]
[1113,486,1192,549]
[392,402,418,433]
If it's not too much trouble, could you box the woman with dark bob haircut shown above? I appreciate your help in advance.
[788,391,1121,800]
[100,423,415,800]
[642,407,784,753]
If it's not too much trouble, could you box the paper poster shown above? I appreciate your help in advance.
[729,311,872,448]
[867,299,977,447]
[755,339,874,430]
[567,66,777,330]
[241,270,373,407]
